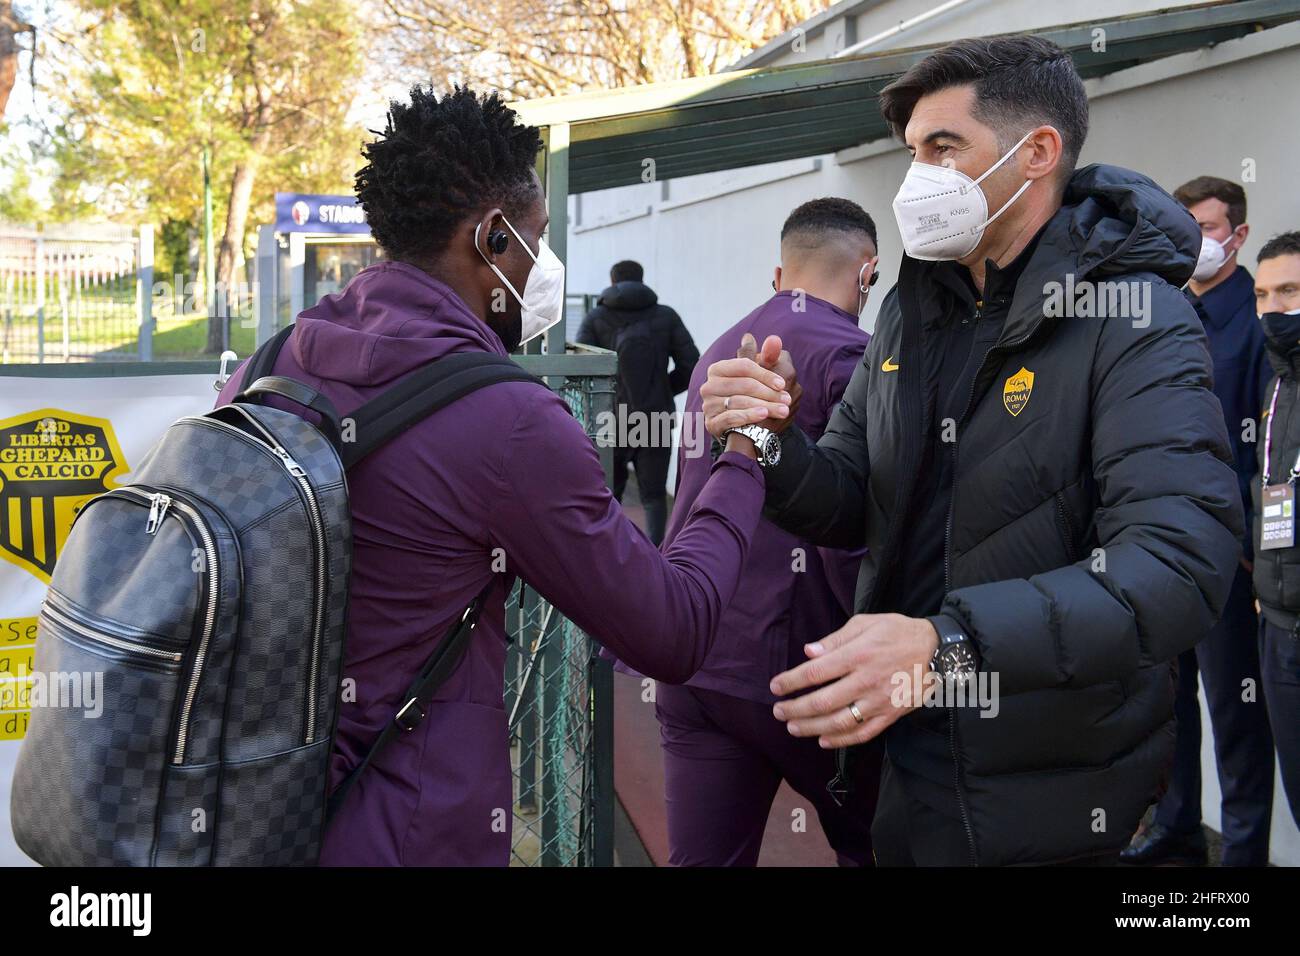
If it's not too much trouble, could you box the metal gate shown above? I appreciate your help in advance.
[0,224,153,363]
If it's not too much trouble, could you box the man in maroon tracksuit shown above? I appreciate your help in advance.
[218,87,794,865]
[656,199,882,865]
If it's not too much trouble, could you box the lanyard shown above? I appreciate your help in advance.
[1262,379,1300,485]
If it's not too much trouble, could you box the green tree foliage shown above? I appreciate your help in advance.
[0,144,48,222]
[48,0,364,351]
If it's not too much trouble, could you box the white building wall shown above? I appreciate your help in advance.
[565,6,1300,864]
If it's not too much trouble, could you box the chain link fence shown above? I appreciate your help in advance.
[506,348,617,866]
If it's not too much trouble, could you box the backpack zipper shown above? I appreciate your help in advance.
[40,600,183,663]
[145,493,172,534]
[108,486,219,764]
[182,413,332,743]
[270,444,329,744]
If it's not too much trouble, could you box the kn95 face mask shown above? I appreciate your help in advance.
[892,129,1036,262]
[1191,233,1238,283]
[475,216,566,348]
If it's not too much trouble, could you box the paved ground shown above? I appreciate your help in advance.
[612,670,841,867]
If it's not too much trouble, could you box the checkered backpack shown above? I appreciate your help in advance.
[11,325,542,866]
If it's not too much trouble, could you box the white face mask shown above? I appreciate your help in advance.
[891,129,1035,261]
[475,216,566,348]
[1192,233,1238,283]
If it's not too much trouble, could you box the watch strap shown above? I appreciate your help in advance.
[928,613,979,670]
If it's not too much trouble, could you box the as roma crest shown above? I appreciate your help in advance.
[0,409,128,583]
[1003,367,1035,418]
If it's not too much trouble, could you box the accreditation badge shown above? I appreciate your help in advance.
[1261,483,1296,551]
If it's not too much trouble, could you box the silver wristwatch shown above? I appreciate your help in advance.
[724,424,781,468]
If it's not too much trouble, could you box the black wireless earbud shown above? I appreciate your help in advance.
[487,229,510,255]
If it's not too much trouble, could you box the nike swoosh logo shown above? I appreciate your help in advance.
[882,357,899,372]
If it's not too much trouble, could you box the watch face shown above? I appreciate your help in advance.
[938,642,977,679]
[760,434,781,467]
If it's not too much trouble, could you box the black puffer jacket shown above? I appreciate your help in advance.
[1253,309,1300,631]
[765,165,1243,866]
[577,280,698,414]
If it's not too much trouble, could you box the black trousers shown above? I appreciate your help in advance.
[1260,617,1300,830]
[612,444,671,545]
[1155,565,1274,865]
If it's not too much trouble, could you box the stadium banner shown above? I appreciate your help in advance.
[0,367,217,864]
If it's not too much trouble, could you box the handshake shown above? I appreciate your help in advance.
[701,332,802,444]
[699,331,942,748]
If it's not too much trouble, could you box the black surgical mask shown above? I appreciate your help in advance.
[1260,308,1300,356]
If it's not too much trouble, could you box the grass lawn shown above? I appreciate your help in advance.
[0,306,259,363]
[151,315,258,360]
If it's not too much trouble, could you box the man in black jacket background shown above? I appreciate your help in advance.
[578,260,699,544]
[1122,177,1274,867]
[1252,231,1300,832]
[700,36,1243,866]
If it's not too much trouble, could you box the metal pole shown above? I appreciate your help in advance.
[589,370,617,866]
[543,122,569,359]
[255,224,276,345]
[33,227,43,364]
[538,605,564,866]
[202,144,216,348]
[60,269,68,362]
[137,224,154,361]
[517,585,539,814]
[590,655,614,866]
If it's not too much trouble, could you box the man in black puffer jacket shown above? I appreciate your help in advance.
[578,259,699,544]
[1252,230,1300,831]
[699,37,1243,866]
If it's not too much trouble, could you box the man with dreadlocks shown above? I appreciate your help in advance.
[217,86,790,866]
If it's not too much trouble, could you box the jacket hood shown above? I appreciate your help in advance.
[597,280,658,315]
[1060,163,1201,287]
[290,260,507,386]
[968,163,1204,348]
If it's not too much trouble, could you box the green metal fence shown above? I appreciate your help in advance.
[505,351,616,866]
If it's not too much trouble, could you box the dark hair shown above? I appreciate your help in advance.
[879,35,1089,180]
[610,260,643,283]
[1259,231,1300,264]
[355,85,542,262]
[781,197,878,247]
[1175,176,1247,228]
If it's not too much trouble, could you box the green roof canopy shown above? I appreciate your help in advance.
[514,0,1299,195]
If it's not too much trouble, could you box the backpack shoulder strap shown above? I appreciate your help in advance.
[240,324,295,388]
[340,352,544,468]
[325,576,495,824]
